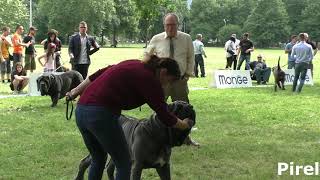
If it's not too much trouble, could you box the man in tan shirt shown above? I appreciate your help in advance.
[145,13,199,146]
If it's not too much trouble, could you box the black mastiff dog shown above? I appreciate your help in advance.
[272,57,286,91]
[37,70,83,107]
[75,101,196,180]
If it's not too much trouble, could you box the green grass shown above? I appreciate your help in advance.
[1,46,320,179]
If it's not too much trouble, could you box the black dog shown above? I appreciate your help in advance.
[75,101,196,180]
[272,57,285,91]
[36,70,83,107]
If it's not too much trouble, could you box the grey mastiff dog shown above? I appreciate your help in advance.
[75,101,196,180]
[37,70,83,107]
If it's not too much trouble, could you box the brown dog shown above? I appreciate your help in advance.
[272,57,286,91]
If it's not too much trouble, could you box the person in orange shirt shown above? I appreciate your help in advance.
[12,25,30,68]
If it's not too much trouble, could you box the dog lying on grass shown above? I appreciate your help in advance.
[75,101,196,180]
[36,70,83,107]
[272,57,286,91]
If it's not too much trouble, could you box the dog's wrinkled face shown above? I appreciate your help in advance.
[36,75,54,95]
[167,101,196,146]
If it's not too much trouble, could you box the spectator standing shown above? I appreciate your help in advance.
[291,33,313,93]
[68,21,100,79]
[304,33,318,77]
[38,43,57,73]
[145,13,198,146]
[12,25,30,68]
[0,26,13,83]
[237,33,254,70]
[41,29,62,71]
[23,26,37,73]
[224,36,237,70]
[193,34,207,77]
[285,35,298,69]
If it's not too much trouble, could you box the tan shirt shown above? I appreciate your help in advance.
[145,31,195,76]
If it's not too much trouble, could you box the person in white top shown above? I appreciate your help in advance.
[224,36,237,70]
[193,34,207,77]
[38,43,57,73]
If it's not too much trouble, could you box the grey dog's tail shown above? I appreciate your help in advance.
[278,56,281,69]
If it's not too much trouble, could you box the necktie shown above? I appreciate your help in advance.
[169,37,174,58]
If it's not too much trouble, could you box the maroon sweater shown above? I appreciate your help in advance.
[78,60,177,126]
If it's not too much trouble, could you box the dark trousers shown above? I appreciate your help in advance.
[292,62,309,93]
[72,64,89,79]
[194,54,205,77]
[237,54,251,70]
[226,55,237,70]
[76,105,131,180]
[254,67,271,83]
[55,55,62,72]
[12,53,22,70]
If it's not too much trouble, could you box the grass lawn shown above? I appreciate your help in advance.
[1,46,320,179]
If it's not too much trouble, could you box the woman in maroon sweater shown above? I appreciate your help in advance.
[67,55,191,180]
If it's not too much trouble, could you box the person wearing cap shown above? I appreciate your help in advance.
[68,21,100,79]
[38,43,57,73]
[193,34,207,77]
[12,25,31,68]
[249,54,271,85]
[237,33,254,70]
[23,26,37,73]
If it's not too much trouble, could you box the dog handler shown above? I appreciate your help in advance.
[66,55,192,180]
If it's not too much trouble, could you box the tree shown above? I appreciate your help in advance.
[0,0,28,29]
[243,0,290,47]
[189,0,223,43]
[37,0,113,40]
[299,1,320,42]
[217,24,242,44]
[105,0,138,47]
[282,0,308,35]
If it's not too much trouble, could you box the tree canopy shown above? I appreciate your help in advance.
[1,0,319,47]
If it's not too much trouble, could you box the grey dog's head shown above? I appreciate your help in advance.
[36,74,55,96]
[166,101,196,147]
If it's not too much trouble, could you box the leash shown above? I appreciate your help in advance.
[66,95,74,120]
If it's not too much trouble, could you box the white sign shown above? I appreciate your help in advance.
[283,69,313,85]
[212,70,252,88]
[28,73,42,96]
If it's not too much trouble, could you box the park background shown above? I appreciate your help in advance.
[2,0,320,179]
[1,0,319,48]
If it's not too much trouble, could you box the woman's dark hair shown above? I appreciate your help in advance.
[143,55,181,79]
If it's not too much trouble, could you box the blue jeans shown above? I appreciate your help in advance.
[76,104,131,180]
[237,54,251,70]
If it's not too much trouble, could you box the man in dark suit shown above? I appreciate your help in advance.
[68,21,100,79]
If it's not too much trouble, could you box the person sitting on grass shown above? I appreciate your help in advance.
[9,62,29,94]
[249,54,271,85]
[38,43,56,73]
